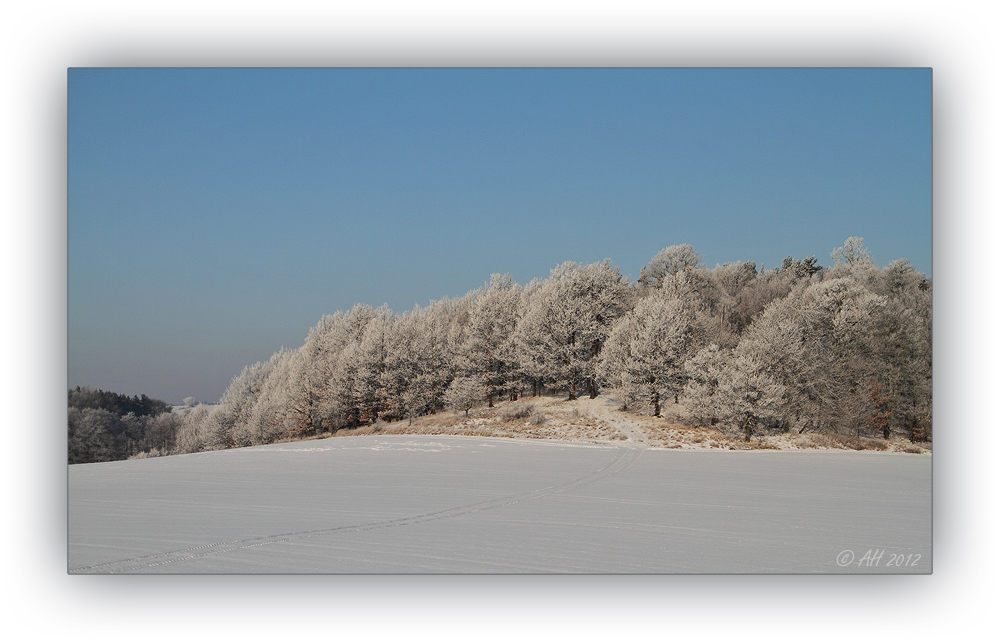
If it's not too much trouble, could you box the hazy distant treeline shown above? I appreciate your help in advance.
[67,387,176,463]
[70,237,932,462]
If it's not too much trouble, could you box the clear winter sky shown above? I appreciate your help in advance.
[68,68,931,404]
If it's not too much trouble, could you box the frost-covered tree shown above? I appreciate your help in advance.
[317,304,382,429]
[800,277,888,434]
[725,268,798,337]
[118,412,148,459]
[384,302,453,422]
[865,259,932,440]
[830,236,873,268]
[593,314,642,410]
[780,255,823,279]
[636,245,719,355]
[733,275,890,435]
[68,407,118,463]
[444,376,483,415]
[269,304,387,434]
[702,261,759,347]
[172,403,213,454]
[227,348,301,446]
[598,295,693,416]
[732,296,813,430]
[422,298,464,411]
[710,261,758,301]
[294,313,340,431]
[510,278,550,397]
[143,411,181,454]
[213,358,277,445]
[514,260,630,400]
[714,353,786,441]
[352,305,397,424]
[683,344,729,426]
[462,274,522,407]
[638,244,704,289]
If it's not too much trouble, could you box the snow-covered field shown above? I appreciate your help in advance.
[69,433,930,573]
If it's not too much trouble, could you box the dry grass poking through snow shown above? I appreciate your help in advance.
[336,396,626,444]
[328,395,930,454]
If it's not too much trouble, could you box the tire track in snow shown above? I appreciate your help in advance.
[70,440,644,573]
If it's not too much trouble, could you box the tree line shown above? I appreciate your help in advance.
[67,387,177,463]
[70,237,932,462]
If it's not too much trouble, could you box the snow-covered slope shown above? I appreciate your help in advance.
[69,435,931,573]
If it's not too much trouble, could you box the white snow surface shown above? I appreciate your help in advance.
[69,434,931,574]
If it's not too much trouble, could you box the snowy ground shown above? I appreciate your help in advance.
[69,432,931,574]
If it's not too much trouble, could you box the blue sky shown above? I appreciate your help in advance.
[68,68,931,403]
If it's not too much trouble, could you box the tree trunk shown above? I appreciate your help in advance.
[588,340,601,400]
[487,356,495,407]
[653,390,660,417]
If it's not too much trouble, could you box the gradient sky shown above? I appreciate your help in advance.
[68,68,932,404]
